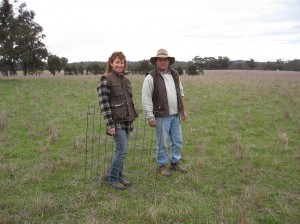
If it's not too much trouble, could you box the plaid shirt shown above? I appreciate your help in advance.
[97,75,134,131]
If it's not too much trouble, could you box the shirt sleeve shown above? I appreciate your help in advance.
[142,75,155,120]
[179,77,185,97]
[97,76,114,130]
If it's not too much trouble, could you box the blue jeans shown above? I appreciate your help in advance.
[107,128,130,184]
[155,115,182,166]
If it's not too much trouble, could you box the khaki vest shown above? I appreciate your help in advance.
[147,69,183,117]
[106,71,138,122]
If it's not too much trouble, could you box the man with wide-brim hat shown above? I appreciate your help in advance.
[142,48,188,177]
[150,48,175,65]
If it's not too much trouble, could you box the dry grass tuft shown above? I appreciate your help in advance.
[273,158,282,170]
[277,132,289,151]
[229,115,240,131]
[34,195,57,216]
[238,208,248,224]
[0,111,9,131]
[284,110,292,119]
[41,160,58,174]
[98,164,110,182]
[84,185,99,203]
[73,135,86,152]
[85,208,101,224]
[293,150,300,160]
[148,204,160,222]
[46,123,59,141]
[192,138,209,169]
[242,158,253,173]
[244,108,253,125]
[231,131,244,159]
[237,186,253,224]
[61,157,80,169]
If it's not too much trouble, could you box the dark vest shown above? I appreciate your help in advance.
[147,69,183,117]
[106,71,138,122]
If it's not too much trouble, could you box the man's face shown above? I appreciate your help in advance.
[156,58,169,72]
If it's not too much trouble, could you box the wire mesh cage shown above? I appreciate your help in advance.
[85,104,160,200]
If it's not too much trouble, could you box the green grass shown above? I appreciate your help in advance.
[1,70,300,223]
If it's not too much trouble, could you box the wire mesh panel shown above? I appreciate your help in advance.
[85,104,159,200]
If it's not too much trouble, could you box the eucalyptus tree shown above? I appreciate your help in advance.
[218,56,230,69]
[60,57,68,70]
[86,63,102,75]
[0,0,17,75]
[186,63,198,75]
[14,2,48,75]
[245,58,256,69]
[192,56,205,71]
[138,59,152,75]
[192,55,230,70]
[47,54,61,75]
[175,65,183,75]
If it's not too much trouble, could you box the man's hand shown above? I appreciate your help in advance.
[181,110,188,121]
[148,119,156,128]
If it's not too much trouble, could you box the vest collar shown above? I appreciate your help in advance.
[157,68,171,75]
[112,69,125,76]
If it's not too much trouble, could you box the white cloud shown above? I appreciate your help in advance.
[21,0,300,62]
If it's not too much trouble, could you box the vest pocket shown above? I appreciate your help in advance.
[153,104,167,117]
[154,104,164,111]
[111,103,128,120]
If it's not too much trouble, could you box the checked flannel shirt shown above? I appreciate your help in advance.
[97,76,134,131]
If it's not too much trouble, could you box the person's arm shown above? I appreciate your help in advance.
[181,96,188,121]
[179,78,188,121]
[142,75,156,127]
[97,76,115,134]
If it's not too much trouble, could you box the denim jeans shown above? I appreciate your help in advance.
[107,128,130,184]
[155,114,182,166]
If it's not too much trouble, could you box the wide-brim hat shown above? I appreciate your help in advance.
[150,49,175,65]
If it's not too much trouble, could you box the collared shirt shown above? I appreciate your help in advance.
[97,75,134,131]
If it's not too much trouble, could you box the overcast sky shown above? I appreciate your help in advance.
[21,0,300,63]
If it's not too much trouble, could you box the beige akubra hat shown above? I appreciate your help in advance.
[150,49,175,65]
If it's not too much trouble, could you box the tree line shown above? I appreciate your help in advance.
[183,57,300,75]
[30,56,300,77]
[1,0,299,76]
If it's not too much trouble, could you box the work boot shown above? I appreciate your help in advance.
[159,165,171,177]
[170,163,188,173]
[120,179,132,187]
[111,182,126,190]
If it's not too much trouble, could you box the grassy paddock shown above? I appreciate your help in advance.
[0,70,300,223]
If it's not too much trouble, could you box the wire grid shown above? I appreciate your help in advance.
[84,104,159,199]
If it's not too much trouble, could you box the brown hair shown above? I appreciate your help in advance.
[105,51,127,73]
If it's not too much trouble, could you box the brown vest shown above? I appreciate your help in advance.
[106,71,138,122]
[148,69,183,117]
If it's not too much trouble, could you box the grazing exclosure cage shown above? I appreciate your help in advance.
[85,104,162,200]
